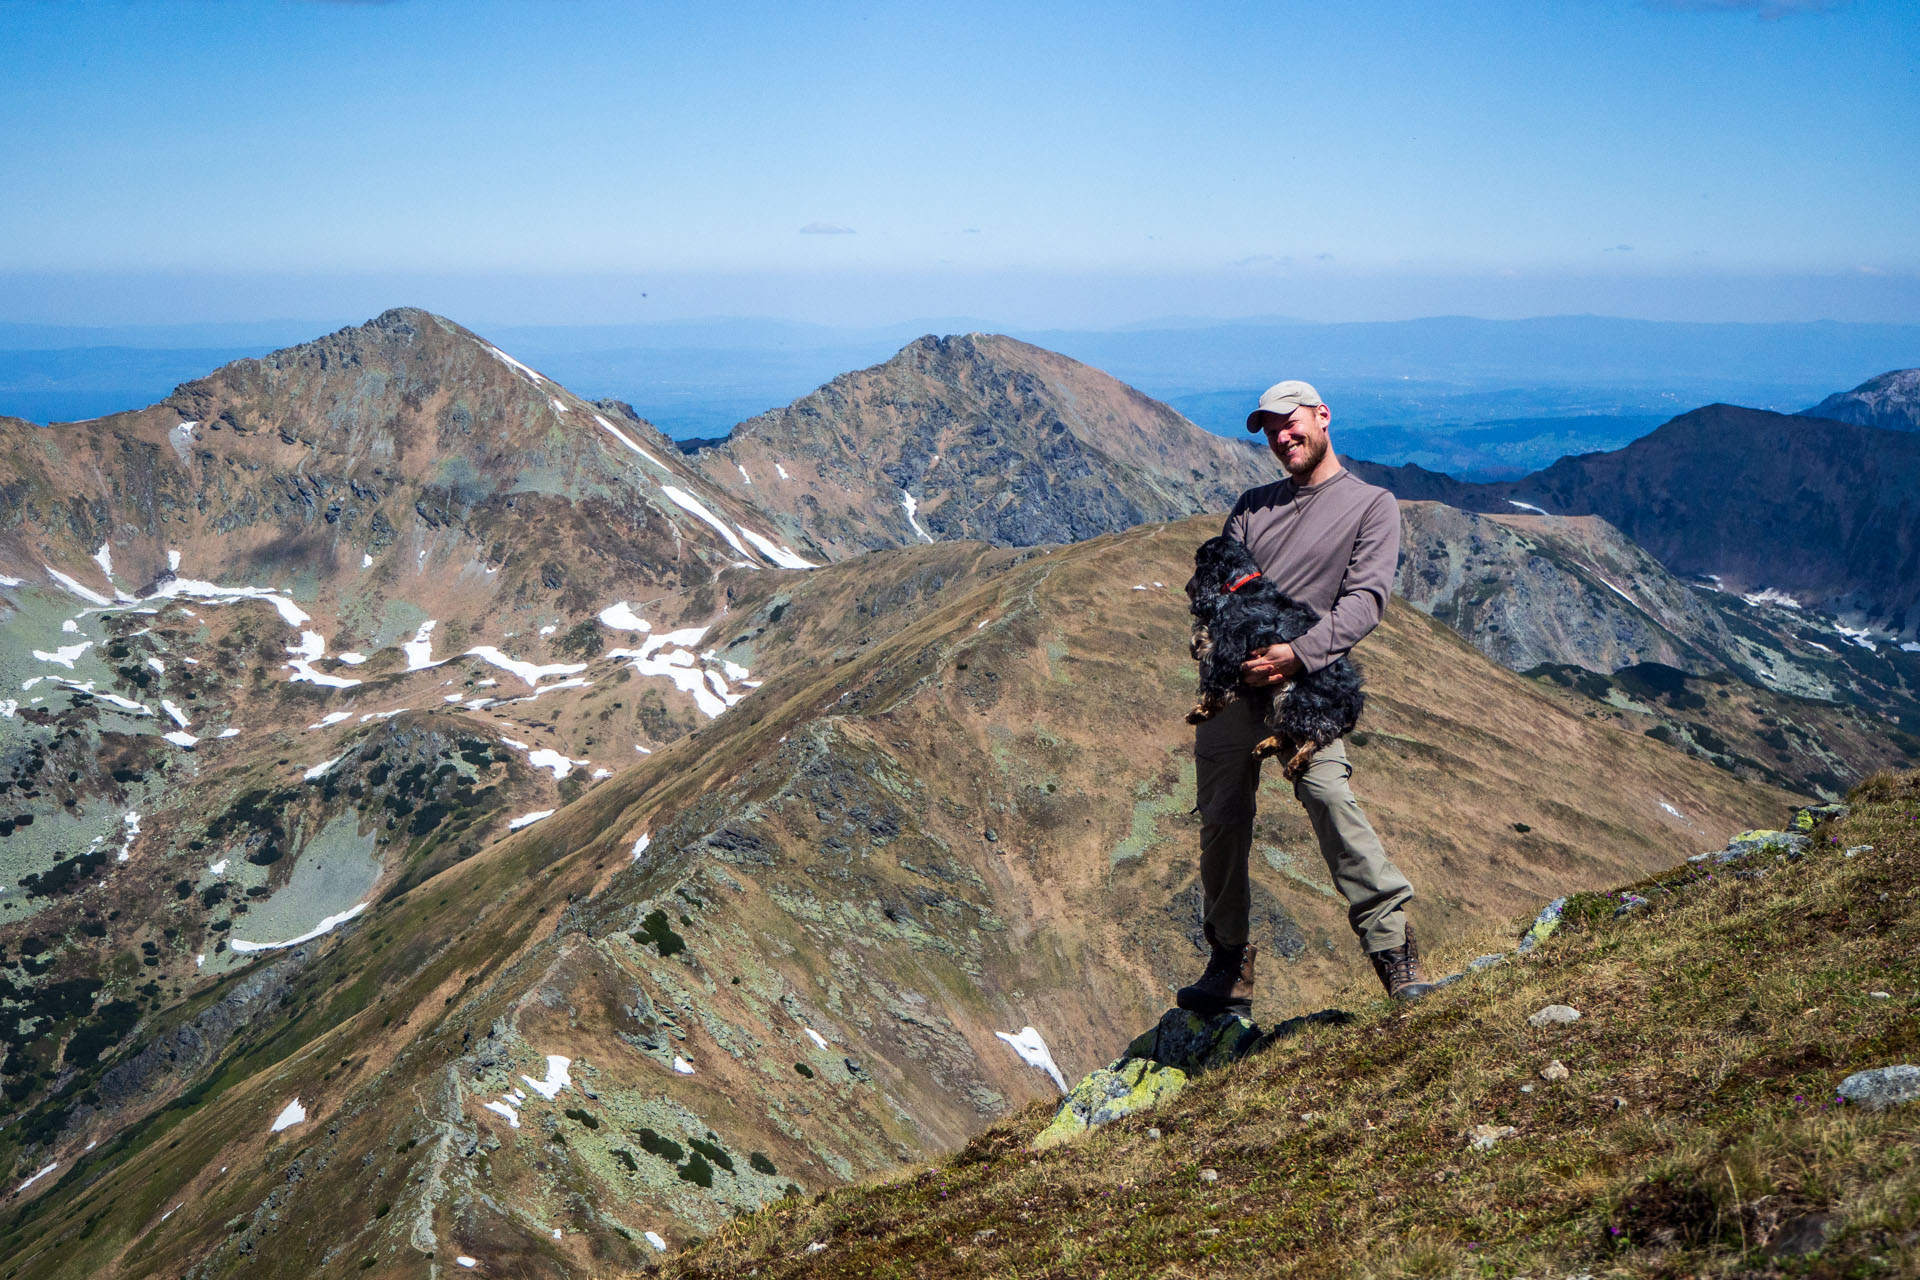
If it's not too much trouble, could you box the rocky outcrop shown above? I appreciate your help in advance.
[1804,368,1920,434]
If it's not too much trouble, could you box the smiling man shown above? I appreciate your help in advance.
[1175,379,1433,1016]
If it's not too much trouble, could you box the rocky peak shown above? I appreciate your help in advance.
[692,332,1275,559]
[1803,367,1920,433]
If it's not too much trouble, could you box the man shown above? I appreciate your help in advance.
[1176,379,1432,1016]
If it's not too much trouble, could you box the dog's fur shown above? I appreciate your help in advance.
[1184,535,1367,779]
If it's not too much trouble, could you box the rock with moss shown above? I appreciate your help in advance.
[1033,1008,1276,1147]
[1790,802,1848,833]
[1034,1057,1191,1147]
[1515,896,1566,953]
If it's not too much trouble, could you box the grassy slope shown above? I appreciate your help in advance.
[671,770,1920,1279]
[0,518,1800,1278]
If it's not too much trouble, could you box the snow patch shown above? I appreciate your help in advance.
[310,712,352,729]
[33,641,94,669]
[335,651,367,665]
[209,858,228,875]
[593,414,666,468]
[508,810,555,831]
[671,1056,695,1075]
[520,1055,572,1100]
[549,396,568,415]
[161,699,192,729]
[736,463,752,484]
[92,543,114,580]
[774,462,790,480]
[631,832,651,861]
[1742,587,1803,610]
[404,620,441,670]
[804,1028,829,1049]
[463,646,587,689]
[457,1255,479,1268]
[361,553,373,568]
[304,754,345,781]
[163,731,199,748]
[1659,801,1684,818]
[661,486,753,558]
[146,657,164,674]
[484,343,548,384]
[217,727,240,738]
[1506,500,1550,516]
[481,1101,520,1128]
[598,601,651,631]
[230,902,368,953]
[116,811,141,862]
[539,624,556,636]
[995,1026,1068,1094]
[645,1230,667,1251]
[46,567,112,606]
[900,490,934,543]
[16,1161,58,1194]
[147,576,309,626]
[269,1099,307,1132]
[738,526,818,569]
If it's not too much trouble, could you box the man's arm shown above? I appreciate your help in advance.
[1284,491,1401,675]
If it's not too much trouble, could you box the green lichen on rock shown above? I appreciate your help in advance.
[1035,1007,1269,1147]
[1035,1057,1190,1148]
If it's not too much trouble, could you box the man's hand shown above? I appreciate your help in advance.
[1242,643,1302,686]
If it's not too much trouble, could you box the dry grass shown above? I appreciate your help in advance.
[652,771,1920,1279]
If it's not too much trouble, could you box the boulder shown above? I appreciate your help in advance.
[1034,1006,1349,1147]
[1837,1064,1920,1111]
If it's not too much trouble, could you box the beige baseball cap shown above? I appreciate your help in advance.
[1245,379,1324,432]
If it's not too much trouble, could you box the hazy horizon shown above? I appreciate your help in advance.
[4,1,1916,329]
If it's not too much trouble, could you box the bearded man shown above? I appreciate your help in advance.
[1176,380,1433,1016]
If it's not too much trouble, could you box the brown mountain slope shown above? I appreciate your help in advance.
[1393,501,1917,796]
[688,333,1275,559]
[1,515,1795,1278]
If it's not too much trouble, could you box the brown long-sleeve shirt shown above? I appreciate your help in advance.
[1222,467,1400,674]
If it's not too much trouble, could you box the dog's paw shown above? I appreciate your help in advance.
[1251,735,1284,759]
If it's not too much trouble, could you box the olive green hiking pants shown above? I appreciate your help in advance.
[1193,696,1413,953]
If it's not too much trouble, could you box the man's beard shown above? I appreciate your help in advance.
[1281,433,1329,478]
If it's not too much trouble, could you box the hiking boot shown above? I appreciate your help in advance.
[1176,933,1257,1017]
[1367,923,1435,1001]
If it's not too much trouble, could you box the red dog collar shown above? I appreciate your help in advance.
[1223,572,1261,594]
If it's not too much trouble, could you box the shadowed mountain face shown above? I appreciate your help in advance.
[1804,367,1920,433]
[687,333,1277,560]
[1353,404,1920,640]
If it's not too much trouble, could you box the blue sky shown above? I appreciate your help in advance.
[2,0,1915,327]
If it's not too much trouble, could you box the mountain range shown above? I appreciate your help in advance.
[1,313,1912,1277]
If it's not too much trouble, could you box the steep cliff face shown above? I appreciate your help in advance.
[688,334,1276,559]
[1804,367,1920,433]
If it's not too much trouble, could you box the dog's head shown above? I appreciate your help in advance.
[1186,536,1264,614]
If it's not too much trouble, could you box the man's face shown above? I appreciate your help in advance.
[1259,404,1330,477]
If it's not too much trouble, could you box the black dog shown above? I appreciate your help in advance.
[1184,535,1367,779]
